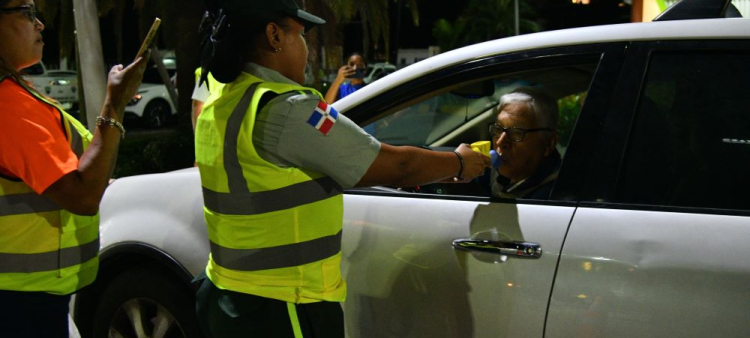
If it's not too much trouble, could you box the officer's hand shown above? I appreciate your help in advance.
[454,143,491,182]
[105,50,150,117]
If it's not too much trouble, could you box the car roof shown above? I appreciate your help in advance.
[333,18,750,112]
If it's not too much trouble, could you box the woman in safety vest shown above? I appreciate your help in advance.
[194,0,490,336]
[0,0,148,336]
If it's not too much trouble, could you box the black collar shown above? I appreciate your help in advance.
[496,150,562,193]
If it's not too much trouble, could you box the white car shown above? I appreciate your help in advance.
[364,62,397,84]
[124,82,176,128]
[124,57,178,128]
[21,63,79,111]
[73,1,750,337]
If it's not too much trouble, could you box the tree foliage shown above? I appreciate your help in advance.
[433,0,540,52]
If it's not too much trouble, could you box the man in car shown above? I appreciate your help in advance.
[490,87,561,199]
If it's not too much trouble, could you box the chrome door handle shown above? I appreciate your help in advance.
[452,239,542,258]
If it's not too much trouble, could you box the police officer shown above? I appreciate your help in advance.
[0,0,148,336]
[194,1,490,336]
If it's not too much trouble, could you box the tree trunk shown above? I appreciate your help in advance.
[73,0,107,132]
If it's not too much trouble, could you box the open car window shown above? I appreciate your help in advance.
[357,62,598,199]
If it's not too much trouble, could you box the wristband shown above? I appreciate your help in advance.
[96,116,125,139]
[453,150,464,180]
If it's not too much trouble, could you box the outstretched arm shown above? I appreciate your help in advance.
[355,143,489,188]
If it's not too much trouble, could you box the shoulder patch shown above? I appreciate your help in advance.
[306,100,339,135]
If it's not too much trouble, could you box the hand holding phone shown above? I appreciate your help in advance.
[135,18,161,61]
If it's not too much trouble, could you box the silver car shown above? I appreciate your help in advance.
[73,3,750,337]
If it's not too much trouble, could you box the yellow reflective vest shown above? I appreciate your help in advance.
[0,75,99,295]
[195,72,345,304]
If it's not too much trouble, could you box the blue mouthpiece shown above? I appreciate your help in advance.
[490,150,502,169]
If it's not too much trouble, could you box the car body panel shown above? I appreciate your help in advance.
[100,169,576,337]
[546,207,750,337]
[341,194,574,337]
[100,168,207,276]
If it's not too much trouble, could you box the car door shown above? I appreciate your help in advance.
[337,44,625,337]
[546,41,750,337]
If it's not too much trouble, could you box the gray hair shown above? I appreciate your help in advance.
[497,87,558,130]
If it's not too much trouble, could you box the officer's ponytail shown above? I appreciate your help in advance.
[198,7,290,86]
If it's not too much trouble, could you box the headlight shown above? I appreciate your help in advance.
[50,79,70,86]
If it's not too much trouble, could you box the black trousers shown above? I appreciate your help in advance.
[0,290,71,337]
[196,277,344,338]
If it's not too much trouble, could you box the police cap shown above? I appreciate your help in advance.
[221,0,325,30]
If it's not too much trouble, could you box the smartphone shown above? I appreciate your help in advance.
[348,67,366,79]
[135,18,161,61]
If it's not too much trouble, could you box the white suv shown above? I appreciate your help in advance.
[73,1,750,337]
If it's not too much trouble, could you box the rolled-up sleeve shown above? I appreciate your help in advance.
[254,93,380,188]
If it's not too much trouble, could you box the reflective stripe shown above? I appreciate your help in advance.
[210,230,342,271]
[202,177,342,215]
[287,303,303,338]
[224,82,261,193]
[0,238,99,273]
[0,193,62,216]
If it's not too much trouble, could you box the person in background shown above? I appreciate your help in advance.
[490,87,561,199]
[193,0,490,336]
[0,0,148,336]
[324,52,366,104]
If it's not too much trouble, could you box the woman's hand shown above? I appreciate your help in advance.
[454,143,491,182]
[104,50,150,119]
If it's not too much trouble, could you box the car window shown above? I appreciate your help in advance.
[360,63,598,198]
[616,51,750,210]
[363,86,499,145]
[363,64,595,149]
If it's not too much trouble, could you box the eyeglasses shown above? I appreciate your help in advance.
[489,124,554,142]
[0,5,38,23]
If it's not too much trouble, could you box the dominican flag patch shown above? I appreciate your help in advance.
[306,101,339,135]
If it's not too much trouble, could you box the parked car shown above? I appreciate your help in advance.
[21,62,78,111]
[73,1,750,337]
[363,62,397,84]
[124,57,177,128]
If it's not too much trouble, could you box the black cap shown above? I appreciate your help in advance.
[222,0,325,30]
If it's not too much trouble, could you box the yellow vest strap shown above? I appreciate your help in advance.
[225,82,263,193]
[0,237,99,273]
[0,193,62,216]
[202,177,342,215]
[210,230,342,271]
